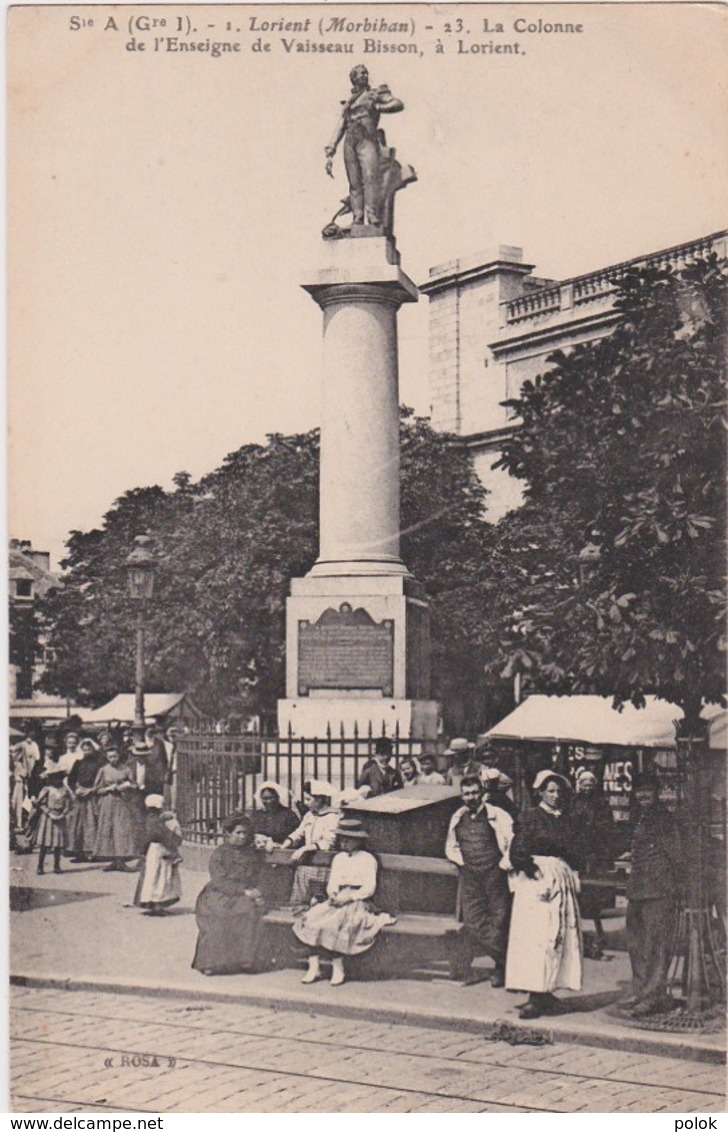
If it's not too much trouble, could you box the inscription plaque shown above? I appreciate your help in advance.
[298,603,394,696]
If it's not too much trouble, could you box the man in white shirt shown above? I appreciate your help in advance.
[445,775,513,986]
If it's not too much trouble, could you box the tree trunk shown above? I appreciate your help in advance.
[675,705,723,1011]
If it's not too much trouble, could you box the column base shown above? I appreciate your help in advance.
[277,697,440,741]
[307,557,411,579]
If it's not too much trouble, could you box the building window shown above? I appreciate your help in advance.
[15,579,33,599]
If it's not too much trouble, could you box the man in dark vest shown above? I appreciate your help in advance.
[445,775,513,986]
[624,771,683,1016]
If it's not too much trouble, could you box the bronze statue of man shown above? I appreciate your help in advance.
[325,65,405,229]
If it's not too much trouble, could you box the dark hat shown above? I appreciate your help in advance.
[336,818,369,841]
[374,737,393,757]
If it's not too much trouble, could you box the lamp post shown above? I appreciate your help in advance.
[125,535,157,748]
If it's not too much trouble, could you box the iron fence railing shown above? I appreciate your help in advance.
[176,724,439,843]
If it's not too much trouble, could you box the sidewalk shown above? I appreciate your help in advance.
[10,854,725,1064]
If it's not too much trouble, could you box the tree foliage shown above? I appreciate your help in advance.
[39,411,495,730]
[482,256,727,729]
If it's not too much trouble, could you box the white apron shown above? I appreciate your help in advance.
[506,855,583,993]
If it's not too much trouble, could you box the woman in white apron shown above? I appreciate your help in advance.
[506,770,585,1019]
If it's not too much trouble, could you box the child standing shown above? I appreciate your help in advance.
[134,795,183,916]
[33,770,73,875]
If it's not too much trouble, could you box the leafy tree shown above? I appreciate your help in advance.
[39,412,494,731]
[481,255,726,732]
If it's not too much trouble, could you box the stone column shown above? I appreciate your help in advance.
[303,237,418,578]
[278,236,438,742]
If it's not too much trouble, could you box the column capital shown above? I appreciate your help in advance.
[305,280,417,311]
[302,237,419,307]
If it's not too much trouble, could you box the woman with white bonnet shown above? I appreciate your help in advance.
[506,769,585,1018]
[277,780,340,911]
[133,794,183,916]
[293,817,396,985]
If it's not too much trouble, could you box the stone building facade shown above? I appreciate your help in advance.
[421,230,728,519]
[8,539,58,704]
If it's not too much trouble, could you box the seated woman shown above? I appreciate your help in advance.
[506,770,585,1019]
[292,818,395,986]
[250,780,300,846]
[278,780,340,911]
[192,814,265,976]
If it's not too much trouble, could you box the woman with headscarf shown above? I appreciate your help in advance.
[250,781,300,847]
[292,818,395,986]
[278,780,340,911]
[192,813,265,975]
[67,738,104,862]
[134,795,183,916]
[506,770,585,1019]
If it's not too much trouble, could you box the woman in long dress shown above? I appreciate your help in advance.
[192,814,266,975]
[67,738,103,862]
[92,746,139,871]
[134,795,183,915]
[292,818,395,986]
[506,770,585,1019]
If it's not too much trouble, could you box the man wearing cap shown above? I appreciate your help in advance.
[356,738,403,798]
[624,771,683,1016]
[481,768,518,819]
[445,774,514,986]
[445,739,480,790]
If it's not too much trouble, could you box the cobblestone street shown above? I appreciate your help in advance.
[11,986,727,1114]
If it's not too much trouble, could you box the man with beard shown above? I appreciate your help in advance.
[445,775,513,986]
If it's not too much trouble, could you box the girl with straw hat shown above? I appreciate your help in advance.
[293,818,396,986]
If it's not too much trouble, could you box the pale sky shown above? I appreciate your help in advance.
[9,1,728,566]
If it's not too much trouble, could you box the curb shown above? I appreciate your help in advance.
[11,970,725,1065]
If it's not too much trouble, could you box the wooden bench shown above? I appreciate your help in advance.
[259,849,626,972]
[261,849,463,973]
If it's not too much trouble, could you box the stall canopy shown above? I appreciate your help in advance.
[79,692,203,727]
[482,695,726,750]
[9,697,78,722]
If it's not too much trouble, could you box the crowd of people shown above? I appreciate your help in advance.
[10,727,683,1018]
[189,737,681,1016]
[10,722,181,895]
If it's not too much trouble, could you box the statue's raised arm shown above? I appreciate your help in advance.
[323,65,415,240]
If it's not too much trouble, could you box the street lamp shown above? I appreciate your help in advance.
[125,534,157,748]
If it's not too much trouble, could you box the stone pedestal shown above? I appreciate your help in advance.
[278,236,439,740]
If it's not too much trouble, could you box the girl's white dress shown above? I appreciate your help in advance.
[293,849,395,955]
